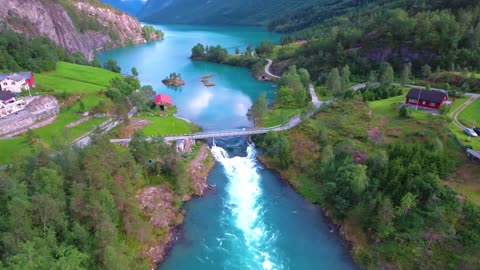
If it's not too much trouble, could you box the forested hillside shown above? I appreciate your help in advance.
[139,0,328,25]
[268,0,480,81]
[99,0,145,16]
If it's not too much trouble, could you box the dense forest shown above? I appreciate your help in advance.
[0,133,192,269]
[268,0,480,86]
[254,100,480,269]
[139,0,329,26]
[0,30,97,73]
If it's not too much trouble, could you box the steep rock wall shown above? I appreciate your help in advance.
[0,0,158,60]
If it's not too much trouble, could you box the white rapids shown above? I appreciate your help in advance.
[211,144,282,270]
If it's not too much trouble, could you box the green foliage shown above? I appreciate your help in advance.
[255,40,275,56]
[398,104,411,118]
[380,62,395,86]
[326,68,342,97]
[103,59,121,73]
[0,30,67,73]
[359,85,403,101]
[400,63,411,86]
[255,132,292,169]
[142,25,164,42]
[139,0,329,26]
[247,92,268,125]
[191,43,206,59]
[273,1,480,80]
[52,0,108,34]
[131,67,139,77]
[277,65,308,108]
[0,136,187,268]
[190,44,227,62]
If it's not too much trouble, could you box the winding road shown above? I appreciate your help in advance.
[265,59,281,79]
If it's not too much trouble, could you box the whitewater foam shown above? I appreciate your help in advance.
[211,144,282,270]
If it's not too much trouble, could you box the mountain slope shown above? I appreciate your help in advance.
[99,0,145,16]
[138,0,327,26]
[0,0,161,60]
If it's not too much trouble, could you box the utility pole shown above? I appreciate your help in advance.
[415,88,422,110]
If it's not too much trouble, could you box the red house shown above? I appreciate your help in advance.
[405,88,448,110]
[18,72,35,87]
[154,94,172,111]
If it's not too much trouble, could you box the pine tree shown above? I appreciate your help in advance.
[326,68,342,97]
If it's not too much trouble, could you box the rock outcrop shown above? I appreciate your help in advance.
[0,0,160,60]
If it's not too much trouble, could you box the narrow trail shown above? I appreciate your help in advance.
[265,59,280,79]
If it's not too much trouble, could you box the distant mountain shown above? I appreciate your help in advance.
[99,0,145,16]
[138,0,327,26]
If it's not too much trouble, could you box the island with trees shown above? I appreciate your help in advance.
[162,72,185,87]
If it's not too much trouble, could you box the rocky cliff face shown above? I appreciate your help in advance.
[0,0,159,60]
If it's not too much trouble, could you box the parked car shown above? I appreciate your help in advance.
[464,128,478,137]
[474,127,480,136]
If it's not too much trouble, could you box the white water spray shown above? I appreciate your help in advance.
[211,144,281,270]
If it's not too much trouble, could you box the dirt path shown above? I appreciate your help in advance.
[450,96,477,129]
[188,144,209,170]
[187,144,214,197]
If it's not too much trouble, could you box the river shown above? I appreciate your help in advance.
[98,24,357,270]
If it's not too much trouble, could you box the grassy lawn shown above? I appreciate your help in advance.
[69,94,113,112]
[458,98,480,128]
[137,116,195,136]
[0,138,30,164]
[0,115,108,164]
[35,61,121,94]
[261,108,299,127]
[449,124,480,150]
[0,62,121,164]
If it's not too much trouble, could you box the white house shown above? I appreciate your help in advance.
[0,73,33,93]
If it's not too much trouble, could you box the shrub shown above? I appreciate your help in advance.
[398,104,411,118]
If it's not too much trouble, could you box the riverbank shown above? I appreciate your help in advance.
[256,155,360,254]
[252,98,480,269]
[138,143,215,267]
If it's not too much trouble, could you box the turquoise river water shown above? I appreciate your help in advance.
[98,24,358,270]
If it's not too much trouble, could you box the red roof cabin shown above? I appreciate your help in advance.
[405,88,448,110]
[154,94,172,111]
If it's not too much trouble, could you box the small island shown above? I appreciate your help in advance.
[201,74,216,87]
[162,72,185,87]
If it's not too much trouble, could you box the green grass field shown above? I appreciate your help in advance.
[458,99,480,128]
[0,62,120,164]
[138,116,195,136]
[69,94,113,112]
[35,62,121,94]
[261,108,299,127]
[449,123,480,150]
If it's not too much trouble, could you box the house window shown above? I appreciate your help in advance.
[409,98,417,103]
[430,102,436,107]
[11,82,15,85]
[2,82,6,86]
